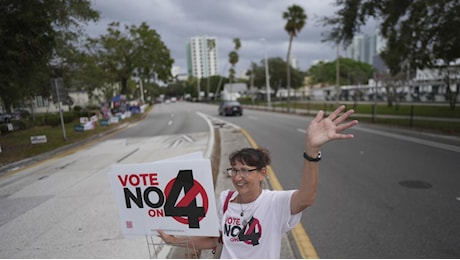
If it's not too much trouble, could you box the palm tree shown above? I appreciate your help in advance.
[283,4,307,111]
[206,38,216,101]
[228,38,241,98]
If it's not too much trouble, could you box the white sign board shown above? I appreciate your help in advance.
[80,117,89,124]
[108,152,219,238]
[83,121,95,130]
[110,116,119,124]
[30,135,47,144]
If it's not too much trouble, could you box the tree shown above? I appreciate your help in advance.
[283,4,307,111]
[308,58,374,86]
[71,51,113,104]
[206,39,216,101]
[250,57,304,98]
[0,0,99,112]
[321,0,460,108]
[228,38,241,95]
[85,22,174,96]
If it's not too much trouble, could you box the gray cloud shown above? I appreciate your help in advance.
[85,0,343,75]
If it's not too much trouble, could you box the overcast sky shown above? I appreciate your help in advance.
[84,0,374,76]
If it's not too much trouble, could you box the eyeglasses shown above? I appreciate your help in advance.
[226,167,258,177]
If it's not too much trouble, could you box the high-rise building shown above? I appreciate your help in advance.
[186,36,219,79]
[345,28,387,71]
[347,35,371,64]
[290,56,299,70]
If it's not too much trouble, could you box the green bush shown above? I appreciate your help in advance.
[43,114,61,126]
[86,105,100,110]
[0,124,10,135]
[73,106,83,117]
[80,111,90,118]
[12,119,30,130]
[237,97,253,104]
[63,112,76,123]
[42,112,75,126]
[73,106,83,112]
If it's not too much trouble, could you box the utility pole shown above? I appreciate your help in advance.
[261,38,271,108]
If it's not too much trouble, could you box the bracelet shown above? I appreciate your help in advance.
[303,151,321,162]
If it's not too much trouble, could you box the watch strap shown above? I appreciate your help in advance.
[303,151,321,162]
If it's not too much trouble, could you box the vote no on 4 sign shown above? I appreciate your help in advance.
[108,153,220,237]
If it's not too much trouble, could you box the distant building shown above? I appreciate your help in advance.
[171,66,180,78]
[238,69,250,80]
[290,56,299,70]
[186,36,219,79]
[221,83,248,100]
[345,28,387,71]
[171,66,187,81]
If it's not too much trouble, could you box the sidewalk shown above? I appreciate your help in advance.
[168,118,298,259]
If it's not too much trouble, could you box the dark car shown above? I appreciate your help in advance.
[218,100,243,116]
[12,109,30,120]
[0,113,12,123]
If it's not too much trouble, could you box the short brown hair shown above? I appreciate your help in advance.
[228,147,271,169]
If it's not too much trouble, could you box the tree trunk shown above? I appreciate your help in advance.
[207,77,210,101]
[120,77,128,94]
[286,35,293,112]
[385,84,393,108]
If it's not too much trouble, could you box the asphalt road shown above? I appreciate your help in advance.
[1,101,459,258]
[200,102,460,258]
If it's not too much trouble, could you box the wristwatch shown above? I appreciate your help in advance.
[303,151,321,162]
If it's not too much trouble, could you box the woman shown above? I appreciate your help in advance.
[158,105,358,258]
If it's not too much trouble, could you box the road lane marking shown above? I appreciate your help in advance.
[196,112,216,159]
[116,148,140,163]
[298,127,460,153]
[353,126,460,153]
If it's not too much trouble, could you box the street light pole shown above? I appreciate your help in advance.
[261,38,271,108]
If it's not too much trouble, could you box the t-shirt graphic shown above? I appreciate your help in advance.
[238,216,262,246]
[218,189,302,259]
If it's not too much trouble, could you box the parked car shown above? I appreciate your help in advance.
[0,113,12,123]
[12,109,30,120]
[218,100,243,116]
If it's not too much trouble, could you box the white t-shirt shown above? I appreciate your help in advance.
[217,189,302,259]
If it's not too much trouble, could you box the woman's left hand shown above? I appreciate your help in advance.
[305,105,358,153]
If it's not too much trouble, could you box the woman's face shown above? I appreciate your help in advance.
[230,160,266,197]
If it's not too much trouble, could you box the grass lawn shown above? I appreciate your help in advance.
[0,108,150,167]
[246,101,460,135]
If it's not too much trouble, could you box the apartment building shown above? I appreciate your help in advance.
[186,36,219,79]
